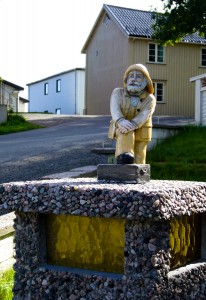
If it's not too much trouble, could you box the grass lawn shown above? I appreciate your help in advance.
[147,126,206,182]
[0,268,14,300]
[0,114,42,135]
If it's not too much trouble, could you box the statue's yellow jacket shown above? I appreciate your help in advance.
[108,88,156,142]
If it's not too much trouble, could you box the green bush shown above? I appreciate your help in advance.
[7,114,27,125]
[0,113,42,135]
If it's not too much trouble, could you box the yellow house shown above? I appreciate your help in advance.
[82,4,206,117]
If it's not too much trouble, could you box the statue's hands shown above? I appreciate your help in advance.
[118,119,136,133]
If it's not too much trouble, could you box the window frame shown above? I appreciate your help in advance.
[148,43,165,64]
[201,48,206,67]
[153,81,165,103]
[44,83,49,95]
[56,79,61,93]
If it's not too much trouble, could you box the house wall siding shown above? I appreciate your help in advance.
[19,101,28,113]
[0,84,17,112]
[128,39,206,117]
[76,70,85,115]
[162,43,206,116]
[85,12,129,115]
[84,14,206,117]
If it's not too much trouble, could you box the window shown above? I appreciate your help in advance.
[149,43,164,63]
[44,83,48,95]
[153,82,164,102]
[56,79,61,92]
[201,48,206,66]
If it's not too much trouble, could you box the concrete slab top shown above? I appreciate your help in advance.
[0,212,15,237]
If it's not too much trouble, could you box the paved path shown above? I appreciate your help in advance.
[0,115,111,184]
[23,113,195,128]
[152,116,195,127]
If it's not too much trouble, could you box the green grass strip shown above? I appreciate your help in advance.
[0,114,42,135]
[147,126,206,182]
[0,268,14,300]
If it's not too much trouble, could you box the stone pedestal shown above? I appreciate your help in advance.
[0,178,206,299]
[97,164,150,183]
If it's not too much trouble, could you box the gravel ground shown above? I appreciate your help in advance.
[0,145,107,183]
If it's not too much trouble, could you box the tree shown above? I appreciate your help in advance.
[152,0,206,45]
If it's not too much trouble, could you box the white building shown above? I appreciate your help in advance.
[190,73,206,126]
[0,79,24,112]
[27,68,85,115]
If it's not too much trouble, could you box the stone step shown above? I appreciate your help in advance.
[0,212,15,269]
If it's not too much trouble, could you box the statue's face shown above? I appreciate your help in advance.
[126,71,147,94]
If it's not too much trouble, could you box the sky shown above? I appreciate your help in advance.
[0,0,164,97]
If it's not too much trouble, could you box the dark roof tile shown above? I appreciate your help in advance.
[105,4,206,44]
[182,32,206,43]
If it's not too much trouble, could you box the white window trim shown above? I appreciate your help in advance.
[44,83,48,95]
[148,43,165,64]
[56,79,61,93]
[201,48,206,67]
[153,81,166,103]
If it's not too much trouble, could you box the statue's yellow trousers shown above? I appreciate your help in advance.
[115,129,148,164]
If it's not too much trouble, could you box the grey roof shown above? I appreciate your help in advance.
[19,97,29,103]
[27,68,85,86]
[104,4,206,44]
[2,79,24,91]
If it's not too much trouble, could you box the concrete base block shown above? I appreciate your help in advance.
[97,164,150,183]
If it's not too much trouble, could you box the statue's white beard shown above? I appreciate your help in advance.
[127,78,147,94]
[127,85,142,93]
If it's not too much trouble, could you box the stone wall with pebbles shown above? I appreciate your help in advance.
[0,178,206,299]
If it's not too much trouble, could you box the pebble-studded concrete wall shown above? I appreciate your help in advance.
[0,178,206,299]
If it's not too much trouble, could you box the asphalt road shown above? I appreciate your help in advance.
[0,114,195,184]
[0,115,111,184]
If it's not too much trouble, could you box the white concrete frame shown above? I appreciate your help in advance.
[190,73,206,125]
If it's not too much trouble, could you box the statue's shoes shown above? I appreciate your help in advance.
[116,152,134,164]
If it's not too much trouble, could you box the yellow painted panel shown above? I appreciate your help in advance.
[170,214,201,270]
[45,215,125,274]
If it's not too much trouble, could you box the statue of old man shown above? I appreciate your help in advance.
[108,64,156,164]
